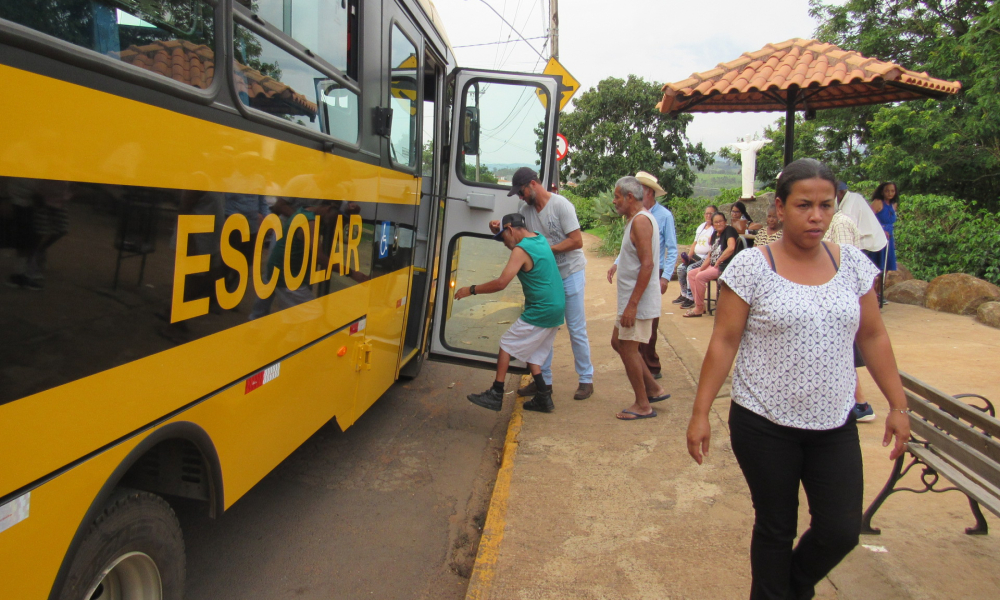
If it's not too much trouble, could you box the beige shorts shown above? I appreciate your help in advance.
[615,317,654,343]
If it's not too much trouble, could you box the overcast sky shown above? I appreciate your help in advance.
[433,0,846,154]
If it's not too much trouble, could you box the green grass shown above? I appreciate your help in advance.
[585,225,608,239]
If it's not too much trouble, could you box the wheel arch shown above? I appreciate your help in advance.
[47,421,223,600]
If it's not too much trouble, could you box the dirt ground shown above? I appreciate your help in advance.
[477,233,1000,600]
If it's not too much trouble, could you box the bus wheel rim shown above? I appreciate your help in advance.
[85,551,162,600]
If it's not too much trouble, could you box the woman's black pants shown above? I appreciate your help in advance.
[729,402,863,600]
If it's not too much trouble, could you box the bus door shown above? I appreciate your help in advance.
[398,50,447,377]
[354,4,424,416]
[428,69,560,369]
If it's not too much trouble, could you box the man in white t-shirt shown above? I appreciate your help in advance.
[837,182,886,253]
[830,183,879,423]
[490,168,594,400]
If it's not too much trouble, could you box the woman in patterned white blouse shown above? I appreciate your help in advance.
[685,159,910,600]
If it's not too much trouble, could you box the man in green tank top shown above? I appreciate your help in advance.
[455,214,566,413]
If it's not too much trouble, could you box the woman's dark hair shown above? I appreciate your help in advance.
[872,181,899,205]
[710,213,730,243]
[775,158,837,202]
[706,204,719,213]
[730,201,752,222]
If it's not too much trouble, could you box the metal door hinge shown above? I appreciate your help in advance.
[373,107,393,137]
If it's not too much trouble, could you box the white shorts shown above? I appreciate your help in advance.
[615,317,654,343]
[499,318,559,366]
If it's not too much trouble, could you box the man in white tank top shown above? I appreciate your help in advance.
[608,177,670,420]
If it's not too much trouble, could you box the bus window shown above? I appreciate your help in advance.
[233,23,328,135]
[442,236,524,356]
[459,81,548,187]
[246,0,355,78]
[388,24,419,170]
[0,0,216,89]
[318,80,360,143]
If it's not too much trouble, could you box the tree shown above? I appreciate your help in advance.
[718,107,874,184]
[558,76,713,198]
[462,164,499,185]
[806,0,1000,207]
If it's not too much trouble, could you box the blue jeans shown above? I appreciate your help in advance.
[541,268,594,385]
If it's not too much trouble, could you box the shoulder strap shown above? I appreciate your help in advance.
[822,242,839,271]
[764,245,776,272]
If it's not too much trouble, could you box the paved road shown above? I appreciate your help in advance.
[178,359,508,600]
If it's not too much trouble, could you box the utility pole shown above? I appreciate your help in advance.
[549,0,558,60]
[548,0,559,192]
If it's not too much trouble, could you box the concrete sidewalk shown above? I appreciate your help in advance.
[466,233,1000,600]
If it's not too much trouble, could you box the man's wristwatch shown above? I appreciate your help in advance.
[470,284,477,295]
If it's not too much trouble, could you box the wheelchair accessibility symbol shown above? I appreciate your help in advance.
[377,221,391,259]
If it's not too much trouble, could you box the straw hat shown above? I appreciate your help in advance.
[634,171,666,197]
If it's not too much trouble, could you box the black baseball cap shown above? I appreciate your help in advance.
[493,213,527,240]
[507,167,539,197]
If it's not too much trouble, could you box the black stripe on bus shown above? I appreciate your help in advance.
[0,315,365,508]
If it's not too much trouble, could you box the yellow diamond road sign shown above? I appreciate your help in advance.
[536,58,580,112]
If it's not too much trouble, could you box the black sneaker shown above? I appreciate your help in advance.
[671,295,686,305]
[680,299,695,309]
[468,387,503,411]
[522,390,554,413]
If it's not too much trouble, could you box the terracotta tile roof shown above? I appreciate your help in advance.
[115,39,318,118]
[116,39,215,89]
[233,61,318,119]
[658,38,962,114]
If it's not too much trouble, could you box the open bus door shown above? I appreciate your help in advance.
[428,69,561,370]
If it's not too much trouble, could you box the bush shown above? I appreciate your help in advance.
[561,188,600,231]
[667,197,718,246]
[895,194,1000,285]
[714,186,743,206]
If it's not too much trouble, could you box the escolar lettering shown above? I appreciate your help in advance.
[170,212,363,323]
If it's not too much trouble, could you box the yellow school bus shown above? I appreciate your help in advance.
[0,1,562,597]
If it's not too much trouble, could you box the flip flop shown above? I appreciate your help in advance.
[617,409,657,421]
[648,393,671,403]
[683,311,703,318]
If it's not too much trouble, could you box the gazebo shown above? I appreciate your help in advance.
[658,38,962,165]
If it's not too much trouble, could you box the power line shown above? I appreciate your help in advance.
[454,36,546,48]
[498,0,543,71]
[474,0,548,62]
[491,0,507,70]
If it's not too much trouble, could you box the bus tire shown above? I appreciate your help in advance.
[56,488,185,600]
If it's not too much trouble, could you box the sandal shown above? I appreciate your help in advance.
[683,310,703,318]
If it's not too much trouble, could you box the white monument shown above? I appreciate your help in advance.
[729,139,768,200]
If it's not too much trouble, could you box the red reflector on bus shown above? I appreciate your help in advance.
[245,363,280,394]
[349,318,366,335]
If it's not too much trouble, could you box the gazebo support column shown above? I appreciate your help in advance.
[783,87,797,167]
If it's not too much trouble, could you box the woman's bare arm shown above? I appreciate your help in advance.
[716,237,737,265]
[856,288,910,458]
[687,285,750,464]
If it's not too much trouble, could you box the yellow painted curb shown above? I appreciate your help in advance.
[464,374,529,600]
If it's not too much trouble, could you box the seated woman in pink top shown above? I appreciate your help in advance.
[684,212,740,317]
